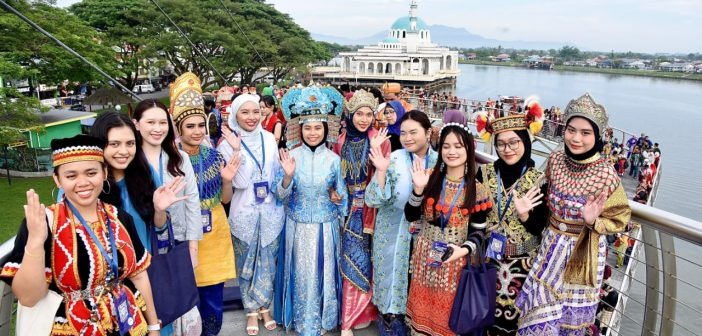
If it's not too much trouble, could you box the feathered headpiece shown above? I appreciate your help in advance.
[281,86,344,149]
[476,95,543,142]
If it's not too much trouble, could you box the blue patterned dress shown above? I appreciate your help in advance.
[272,144,348,336]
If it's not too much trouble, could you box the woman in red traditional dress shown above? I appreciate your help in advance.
[1,135,167,335]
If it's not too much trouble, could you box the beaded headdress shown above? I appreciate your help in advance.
[345,89,378,115]
[281,86,344,149]
[51,135,105,167]
[564,92,608,135]
[440,122,471,135]
[169,72,206,126]
[476,96,544,142]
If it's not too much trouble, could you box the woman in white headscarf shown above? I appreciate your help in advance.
[218,94,285,335]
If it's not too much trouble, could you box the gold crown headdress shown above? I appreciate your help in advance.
[169,72,206,126]
[563,92,608,135]
[476,96,544,142]
[345,89,378,114]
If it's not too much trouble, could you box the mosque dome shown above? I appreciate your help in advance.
[391,16,428,31]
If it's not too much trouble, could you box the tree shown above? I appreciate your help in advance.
[0,59,44,147]
[0,1,118,85]
[558,45,581,61]
[70,0,158,89]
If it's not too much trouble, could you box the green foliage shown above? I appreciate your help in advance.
[0,59,44,146]
[0,0,117,85]
[558,45,580,61]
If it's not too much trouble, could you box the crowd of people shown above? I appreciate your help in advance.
[2,76,638,336]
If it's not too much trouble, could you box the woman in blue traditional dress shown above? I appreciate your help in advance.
[332,89,391,336]
[218,93,285,335]
[365,110,437,335]
[515,93,631,336]
[170,73,239,336]
[272,86,348,335]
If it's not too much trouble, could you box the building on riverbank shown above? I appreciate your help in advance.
[309,0,459,88]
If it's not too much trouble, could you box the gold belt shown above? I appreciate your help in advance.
[63,284,114,303]
[549,217,586,236]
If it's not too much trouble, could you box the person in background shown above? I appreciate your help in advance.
[260,95,283,145]
[381,101,406,151]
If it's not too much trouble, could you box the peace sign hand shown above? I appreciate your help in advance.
[582,191,608,226]
[153,176,188,212]
[411,159,431,194]
[368,146,390,172]
[220,154,242,183]
[24,189,48,247]
[370,127,390,150]
[513,186,544,220]
[279,148,296,177]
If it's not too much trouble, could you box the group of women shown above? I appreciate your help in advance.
[1,70,631,336]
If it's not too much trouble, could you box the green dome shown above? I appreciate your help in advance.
[391,16,428,31]
[383,37,400,43]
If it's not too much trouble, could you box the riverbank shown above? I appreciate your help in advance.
[459,60,702,82]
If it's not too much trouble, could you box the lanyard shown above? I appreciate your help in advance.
[409,149,430,169]
[65,200,119,282]
[439,178,464,231]
[236,132,265,177]
[496,166,527,224]
[152,151,164,187]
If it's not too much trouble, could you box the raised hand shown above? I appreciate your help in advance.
[222,126,241,151]
[411,158,431,194]
[513,186,544,219]
[279,148,296,177]
[370,127,390,150]
[153,176,188,212]
[582,191,608,226]
[24,189,48,246]
[368,146,390,172]
[220,154,241,182]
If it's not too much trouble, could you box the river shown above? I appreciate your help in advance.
[450,63,702,335]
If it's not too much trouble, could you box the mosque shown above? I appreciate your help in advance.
[311,0,460,88]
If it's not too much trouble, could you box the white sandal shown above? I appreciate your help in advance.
[259,308,277,331]
[245,312,259,336]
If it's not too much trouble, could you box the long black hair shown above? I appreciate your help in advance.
[260,95,278,114]
[132,99,184,177]
[423,125,477,220]
[90,111,156,225]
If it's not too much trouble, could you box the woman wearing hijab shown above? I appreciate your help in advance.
[273,86,348,336]
[332,89,391,336]
[218,94,285,335]
[516,93,631,336]
[381,100,406,151]
[475,98,549,335]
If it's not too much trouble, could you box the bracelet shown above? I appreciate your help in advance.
[147,321,161,331]
[24,246,44,258]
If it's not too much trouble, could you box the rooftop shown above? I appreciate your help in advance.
[391,16,428,31]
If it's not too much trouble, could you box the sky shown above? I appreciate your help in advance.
[56,0,702,54]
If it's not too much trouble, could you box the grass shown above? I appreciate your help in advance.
[0,176,55,243]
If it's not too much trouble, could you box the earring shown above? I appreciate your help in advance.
[465,163,469,176]
[440,162,445,172]
[102,180,111,194]
[51,187,56,201]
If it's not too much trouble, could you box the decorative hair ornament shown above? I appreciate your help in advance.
[563,92,609,135]
[439,122,471,135]
[281,85,344,149]
[169,72,206,127]
[51,135,105,167]
[475,95,544,142]
[345,89,378,115]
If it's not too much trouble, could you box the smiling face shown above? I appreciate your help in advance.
[178,115,207,148]
[441,131,467,169]
[302,121,325,147]
[260,101,273,118]
[54,160,106,211]
[235,101,262,132]
[103,126,136,173]
[400,119,429,154]
[352,107,374,132]
[384,105,398,125]
[133,107,169,147]
[495,131,525,166]
[565,117,596,155]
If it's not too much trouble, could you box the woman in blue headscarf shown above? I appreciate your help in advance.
[381,101,406,151]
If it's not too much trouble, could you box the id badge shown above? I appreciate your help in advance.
[114,288,134,336]
[486,232,507,261]
[201,209,212,233]
[409,220,423,235]
[426,241,448,268]
[156,230,170,252]
[254,181,270,204]
[352,190,365,210]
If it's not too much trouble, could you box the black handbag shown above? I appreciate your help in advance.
[448,246,497,335]
[147,223,199,326]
